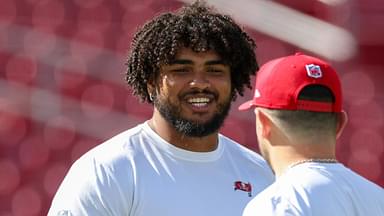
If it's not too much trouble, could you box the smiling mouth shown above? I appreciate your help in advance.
[187,97,211,108]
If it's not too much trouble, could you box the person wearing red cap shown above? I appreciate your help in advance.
[240,53,384,216]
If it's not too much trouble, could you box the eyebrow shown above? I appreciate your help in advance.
[169,59,227,66]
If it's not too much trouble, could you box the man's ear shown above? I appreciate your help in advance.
[336,110,348,139]
[255,108,273,140]
[147,76,156,101]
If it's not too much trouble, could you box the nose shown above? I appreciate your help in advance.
[189,73,210,90]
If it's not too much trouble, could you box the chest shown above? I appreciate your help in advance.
[129,154,270,216]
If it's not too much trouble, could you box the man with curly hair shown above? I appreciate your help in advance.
[48,1,274,215]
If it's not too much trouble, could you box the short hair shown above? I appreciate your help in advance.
[125,0,258,103]
[262,85,339,138]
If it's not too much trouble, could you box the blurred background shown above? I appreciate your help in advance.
[0,0,383,215]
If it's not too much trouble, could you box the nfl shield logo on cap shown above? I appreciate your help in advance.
[305,64,322,78]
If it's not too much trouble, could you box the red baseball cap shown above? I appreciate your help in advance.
[238,53,342,112]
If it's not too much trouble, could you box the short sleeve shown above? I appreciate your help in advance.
[48,152,134,216]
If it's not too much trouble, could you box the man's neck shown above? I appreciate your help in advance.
[270,144,336,177]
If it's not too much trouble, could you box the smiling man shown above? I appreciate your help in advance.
[149,47,233,152]
[48,1,274,216]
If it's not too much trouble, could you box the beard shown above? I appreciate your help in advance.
[153,92,232,137]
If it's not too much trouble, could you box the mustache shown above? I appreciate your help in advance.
[180,89,218,99]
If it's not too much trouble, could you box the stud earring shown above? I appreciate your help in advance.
[149,93,154,102]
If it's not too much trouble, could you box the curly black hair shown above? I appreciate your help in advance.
[126,0,259,103]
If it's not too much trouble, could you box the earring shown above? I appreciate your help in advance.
[149,94,154,102]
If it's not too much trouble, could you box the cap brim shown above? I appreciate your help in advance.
[238,100,255,111]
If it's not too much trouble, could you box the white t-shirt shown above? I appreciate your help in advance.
[243,162,384,216]
[48,122,274,216]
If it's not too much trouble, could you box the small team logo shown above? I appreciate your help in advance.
[305,64,322,78]
[234,181,252,197]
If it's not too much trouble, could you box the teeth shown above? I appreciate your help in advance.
[188,98,210,103]
[188,97,210,107]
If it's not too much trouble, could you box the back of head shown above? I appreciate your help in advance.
[126,0,258,103]
[263,85,339,140]
[239,53,343,141]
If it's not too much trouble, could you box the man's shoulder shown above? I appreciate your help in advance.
[71,123,148,169]
[218,134,273,173]
[243,182,301,216]
[218,134,262,158]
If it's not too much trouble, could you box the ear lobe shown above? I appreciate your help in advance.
[336,110,348,139]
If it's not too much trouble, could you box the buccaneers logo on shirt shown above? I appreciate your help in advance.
[234,181,252,197]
